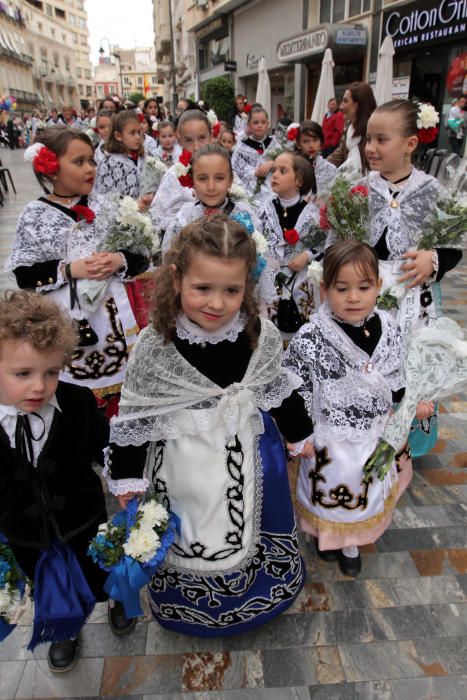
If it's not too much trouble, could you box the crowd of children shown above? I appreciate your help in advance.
[0,94,463,670]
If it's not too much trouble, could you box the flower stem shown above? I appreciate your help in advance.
[363,439,396,482]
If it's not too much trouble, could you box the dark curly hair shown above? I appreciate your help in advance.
[152,214,259,347]
[0,289,77,361]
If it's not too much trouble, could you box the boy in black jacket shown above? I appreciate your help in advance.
[0,290,134,672]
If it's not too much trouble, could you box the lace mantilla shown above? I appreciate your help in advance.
[149,166,195,232]
[369,168,441,257]
[284,302,405,443]
[6,192,121,274]
[258,197,320,262]
[94,153,143,199]
[110,317,302,447]
[231,136,281,196]
[314,156,337,197]
[175,312,245,345]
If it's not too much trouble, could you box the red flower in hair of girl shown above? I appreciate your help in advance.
[70,204,95,223]
[33,146,60,175]
[350,185,369,197]
[212,122,221,138]
[137,113,145,124]
[287,126,300,142]
[283,228,300,245]
[175,149,193,188]
[418,126,439,144]
[244,104,252,114]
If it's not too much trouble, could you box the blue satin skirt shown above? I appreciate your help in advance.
[147,411,305,637]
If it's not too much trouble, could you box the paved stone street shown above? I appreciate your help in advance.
[0,148,466,699]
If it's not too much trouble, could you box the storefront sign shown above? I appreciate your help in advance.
[383,0,467,49]
[335,28,366,45]
[392,76,411,99]
[224,60,237,72]
[277,28,328,61]
[246,53,261,70]
[194,16,226,42]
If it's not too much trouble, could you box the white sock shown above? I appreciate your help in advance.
[341,545,359,558]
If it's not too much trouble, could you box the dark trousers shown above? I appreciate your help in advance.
[449,137,464,155]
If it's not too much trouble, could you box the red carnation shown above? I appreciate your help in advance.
[244,104,252,114]
[179,149,192,167]
[287,127,299,142]
[418,126,439,144]
[319,205,330,230]
[284,228,299,245]
[137,113,145,124]
[33,146,59,176]
[179,173,193,189]
[350,185,368,197]
[71,204,96,223]
[212,122,221,138]
[152,130,159,139]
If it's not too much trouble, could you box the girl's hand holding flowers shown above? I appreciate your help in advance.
[288,251,310,272]
[399,249,434,287]
[84,252,124,280]
[117,491,145,510]
[255,161,273,177]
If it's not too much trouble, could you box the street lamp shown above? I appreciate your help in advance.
[99,38,123,97]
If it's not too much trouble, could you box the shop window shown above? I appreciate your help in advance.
[320,0,371,23]
[198,32,229,72]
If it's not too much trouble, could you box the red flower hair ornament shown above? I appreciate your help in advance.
[212,122,221,139]
[24,143,60,176]
[286,123,300,142]
[174,149,194,188]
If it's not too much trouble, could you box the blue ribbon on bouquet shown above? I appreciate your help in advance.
[103,498,180,619]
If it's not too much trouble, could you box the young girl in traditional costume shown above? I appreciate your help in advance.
[149,109,213,233]
[154,120,182,166]
[257,151,320,338]
[93,109,113,166]
[6,128,148,417]
[289,120,337,199]
[365,99,462,455]
[284,240,433,576]
[231,105,281,198]
[105,215,314,636]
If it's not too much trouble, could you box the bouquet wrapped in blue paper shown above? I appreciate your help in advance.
[88,497,179,618]
[0,534,28,642]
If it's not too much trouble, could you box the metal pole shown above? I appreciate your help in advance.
[168,0,178,115]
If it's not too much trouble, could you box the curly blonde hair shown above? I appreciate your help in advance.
[152,214,259,347]
[0,290,77,361]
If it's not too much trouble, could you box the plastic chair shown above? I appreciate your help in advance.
[0,159,16,194]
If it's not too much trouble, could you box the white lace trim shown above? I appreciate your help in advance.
[175,311,245,345]
[102,463,150,496]
[110,318,302,446]
[278,194,301,208]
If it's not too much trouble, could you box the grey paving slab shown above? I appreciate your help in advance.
[261,646,345,687]
[390,675,467,700]
[144,689,311,700]
[338,640,425,682]
[366,605,444,641]
[325,579,397,610]
[390,575,467,606]
[308,680,394,699]
[0,660,26,699]
[15,657,105,698]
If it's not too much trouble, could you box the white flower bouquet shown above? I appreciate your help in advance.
[364,317,467,481]
[88,497,179,618]
[0,534,29,642]
[78,197,160,312]
[139,155,168,195]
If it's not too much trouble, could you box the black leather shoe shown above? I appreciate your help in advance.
[108,600,137,635]
[47,637,80,673]
[314,540,339,562]
[338,550,362,577]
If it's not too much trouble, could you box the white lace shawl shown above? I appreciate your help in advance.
[342,123,362,173]
[283,303,405,443]
[94,153,143,198]
[110,317,302,447]
[175,311,245,345]
[162,199,262,256]
[144,134,159,158]
[257,197,320,263]
[149,166,195,232]
[231,136,281,195]
[154,143,182,163]
[314,155,337,196]
[5,192,121,289]
[369,169,441,257]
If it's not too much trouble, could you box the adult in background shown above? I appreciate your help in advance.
[328,82,377,174]
[321,97,345,158]
[229,94,248,138]
[447,95,466,155]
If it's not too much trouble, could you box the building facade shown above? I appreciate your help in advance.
[117,46,162,102]
[0,2,36,112]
